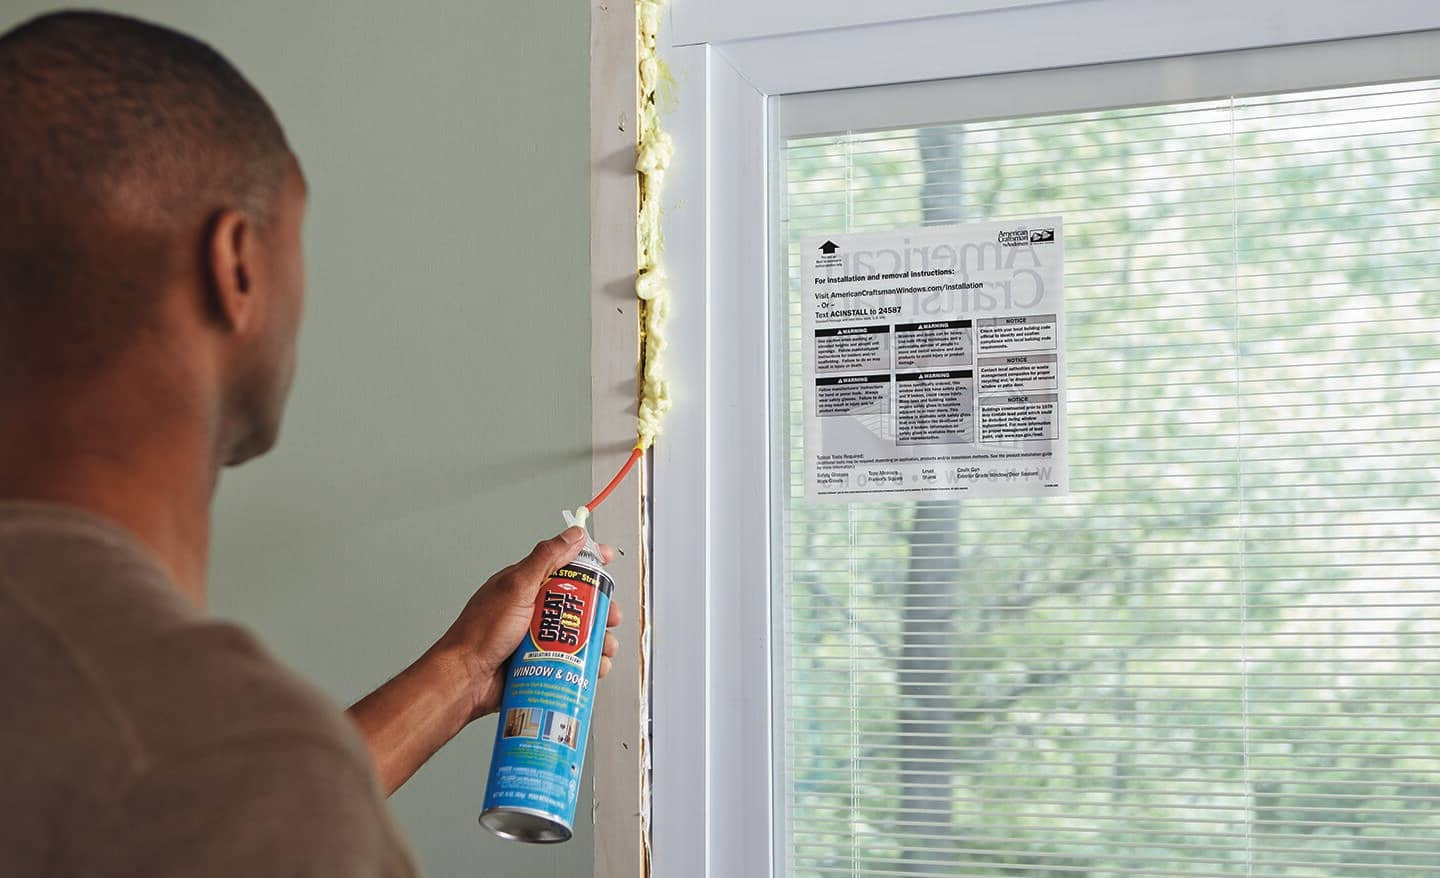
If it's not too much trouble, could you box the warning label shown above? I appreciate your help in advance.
[897,370,974,445]
[816,325,890,373]
[816,374,891,418]
[895,320,972,369]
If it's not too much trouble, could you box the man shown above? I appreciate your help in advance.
[0,10,618,875]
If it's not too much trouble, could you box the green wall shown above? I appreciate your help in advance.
[0,2,593,875]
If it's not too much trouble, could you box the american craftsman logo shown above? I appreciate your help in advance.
[999,227,1056,247]
[815,239,842,269]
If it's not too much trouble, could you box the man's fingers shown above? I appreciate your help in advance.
[603,632,619,658]
[607,602,622,628]
[599,656,613,678]
[598,543,616,565]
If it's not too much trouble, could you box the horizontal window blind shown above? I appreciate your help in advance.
[777,79,1440,877]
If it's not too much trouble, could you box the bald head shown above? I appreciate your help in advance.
[0,10,293,378]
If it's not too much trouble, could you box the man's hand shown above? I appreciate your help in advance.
[435,526,621,721]
[348,526,622,795]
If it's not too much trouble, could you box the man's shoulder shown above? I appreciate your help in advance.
[0,503,417,876]
[0,501,367,777]
[110,608,367,766]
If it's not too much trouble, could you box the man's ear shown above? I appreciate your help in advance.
[206,208,259,333]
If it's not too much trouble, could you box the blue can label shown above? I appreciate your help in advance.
[483,559,613,831]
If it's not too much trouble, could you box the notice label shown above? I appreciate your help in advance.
[801,219,1067,501]
[977,354,1059,395]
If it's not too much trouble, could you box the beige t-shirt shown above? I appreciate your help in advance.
[0,502,419,877]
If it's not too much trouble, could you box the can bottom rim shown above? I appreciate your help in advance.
[479,806,573,844]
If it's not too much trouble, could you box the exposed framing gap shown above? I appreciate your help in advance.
[589,1,647,877]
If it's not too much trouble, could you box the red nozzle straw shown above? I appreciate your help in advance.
[584,446,644,514]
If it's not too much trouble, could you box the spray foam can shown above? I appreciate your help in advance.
[480,533,613,843]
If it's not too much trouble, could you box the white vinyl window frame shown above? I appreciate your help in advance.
[650,3,1440,877]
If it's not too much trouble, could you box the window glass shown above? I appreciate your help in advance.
[778,80,1440,877]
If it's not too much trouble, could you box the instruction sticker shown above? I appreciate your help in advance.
[801,219,1067,501]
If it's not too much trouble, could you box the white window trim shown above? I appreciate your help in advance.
[669,0,1062,47]
[651,4,1440,878]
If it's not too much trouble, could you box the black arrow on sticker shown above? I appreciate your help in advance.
[819,240,839,254]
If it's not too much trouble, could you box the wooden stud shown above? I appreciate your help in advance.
[588,2,645,877]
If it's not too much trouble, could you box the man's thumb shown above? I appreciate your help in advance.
[511,528,586,590]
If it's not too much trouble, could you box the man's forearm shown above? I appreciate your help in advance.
[347,646,481,796]
[345,530,597,796]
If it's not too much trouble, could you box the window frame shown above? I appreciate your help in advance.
[651,5,1440,878]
